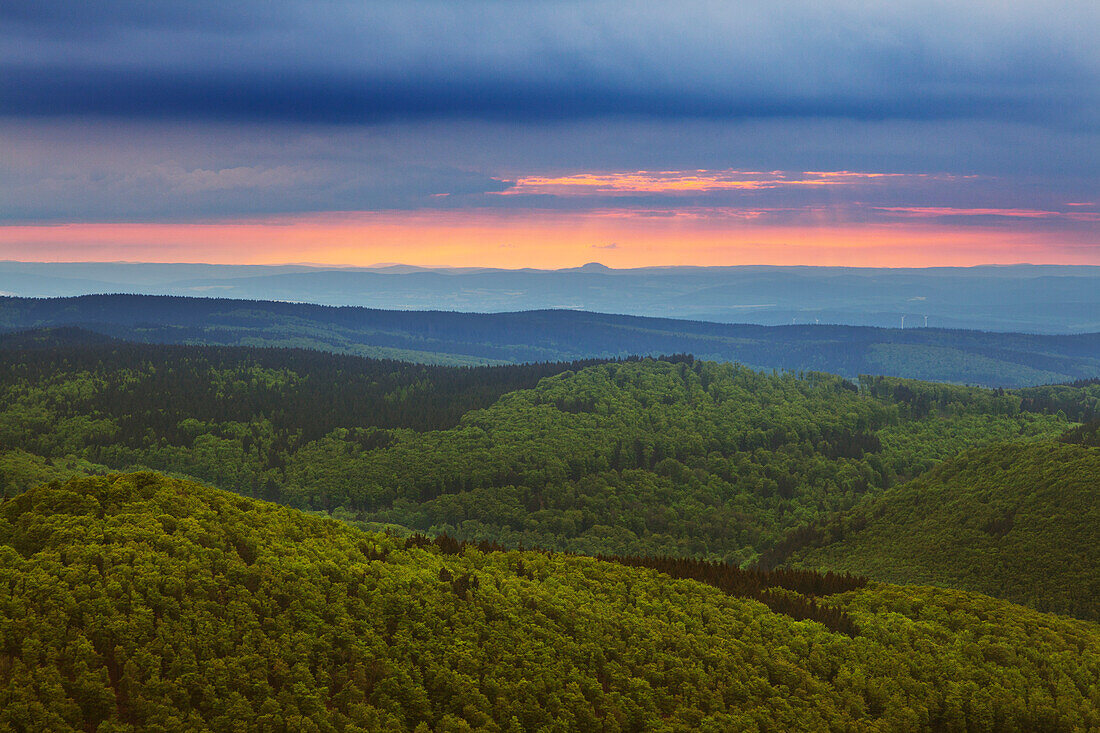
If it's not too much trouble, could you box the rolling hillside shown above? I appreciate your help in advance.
[0,342,1076,565]
[2,337,1096,628]
[776,441,1100,620]
[4,294,1100,386]
[2,472,1098,731]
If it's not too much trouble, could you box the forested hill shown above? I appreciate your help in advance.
[0,326,122,350]
[0,343,1081,567]
[4,294,1100,386]
[0,337,613,436]
[0,338,616,496]
[772,440,1100,621]
[2,472,1099,731]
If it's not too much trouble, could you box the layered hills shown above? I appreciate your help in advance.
[3,261,1099,333]
[4,293,1100,385]
[2,336,1098,624]
[0,341,1077,566]
[2,472,1098,731]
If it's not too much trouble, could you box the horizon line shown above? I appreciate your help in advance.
[3,259,1097,272]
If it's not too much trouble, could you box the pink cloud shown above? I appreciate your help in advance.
[495,169,936,196]
[876,206,1100,221]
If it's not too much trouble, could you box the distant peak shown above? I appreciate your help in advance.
[577,262,612,272]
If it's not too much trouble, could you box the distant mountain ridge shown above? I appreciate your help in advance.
[3,261,1099,332]
[2,294,1099,386]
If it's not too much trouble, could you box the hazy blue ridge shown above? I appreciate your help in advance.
[2,293,1099,387]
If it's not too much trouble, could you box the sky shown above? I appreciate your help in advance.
[1,0,1098,268]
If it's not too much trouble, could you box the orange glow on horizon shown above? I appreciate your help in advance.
[1,210,1096,268]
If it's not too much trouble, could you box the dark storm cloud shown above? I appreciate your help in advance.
[2,2,1098,227]
[2,1,1097,125]
[0,65,1077,125]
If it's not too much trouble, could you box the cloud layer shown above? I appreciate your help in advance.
[4,1,1098,125]
[0,1,1097,264]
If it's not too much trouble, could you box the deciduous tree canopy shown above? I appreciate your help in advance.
[774,441,1100,621]
[2,473,1099,732]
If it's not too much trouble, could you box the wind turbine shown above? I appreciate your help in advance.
[900,315,905,329]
